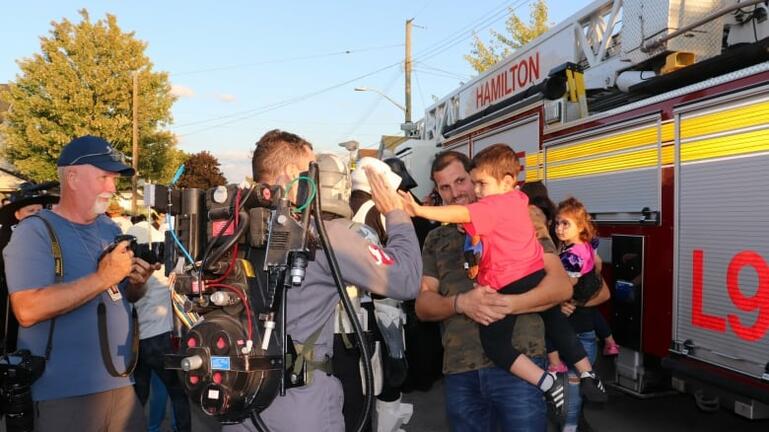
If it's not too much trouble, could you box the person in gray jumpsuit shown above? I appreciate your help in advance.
[223,130,422,432]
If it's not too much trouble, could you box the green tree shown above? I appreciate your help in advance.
[176,151,227,189]
[465,0,551,73]
[0,9,179,183]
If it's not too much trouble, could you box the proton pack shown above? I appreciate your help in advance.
[144,162,373,430]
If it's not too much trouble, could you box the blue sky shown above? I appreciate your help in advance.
[2,0,583,181]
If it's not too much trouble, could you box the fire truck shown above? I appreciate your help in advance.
[396,0,769,419]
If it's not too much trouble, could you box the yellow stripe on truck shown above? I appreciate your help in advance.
[546,123,673,164]
[681,127,769,163]
[524,153,544,182]
[680,99,769,140]
[542,144,674,180]
[546,147,659,179]
[543,127,769,180]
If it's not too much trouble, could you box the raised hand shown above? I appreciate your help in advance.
[365,167,404,214]
[398,190,421,217]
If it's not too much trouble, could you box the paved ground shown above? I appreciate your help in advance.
[177,354,769,431]
[5,354,767,431]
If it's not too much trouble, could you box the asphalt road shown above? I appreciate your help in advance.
[5,355,766,431]
[400,355,769,432]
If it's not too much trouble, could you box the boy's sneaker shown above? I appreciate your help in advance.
[580,371,608,403]
[547,362,568,374]
[603,342,620,356]
[543,374,566,420]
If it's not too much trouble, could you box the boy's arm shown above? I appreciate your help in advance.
[414,204,471,224]
[400,191,471,224]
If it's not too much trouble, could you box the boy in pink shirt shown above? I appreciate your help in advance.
[403,144,607,415]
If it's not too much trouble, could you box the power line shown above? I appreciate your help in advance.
[411,0,436,21]
[174,61,402,129]
[172,1,532,137]
[413,0,530,64]
[412,0,516,61]
[336,69,401,142]
[415,62,473,79]
[414,70,427,108]
[177,61,403,136]
[171,44,404,77]
[413,68,465,81]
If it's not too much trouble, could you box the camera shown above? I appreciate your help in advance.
[100,234,164,265]
[0,350,45,432]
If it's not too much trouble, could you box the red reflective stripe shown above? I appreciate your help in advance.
[691,249,726,332]
[726,251,769,342]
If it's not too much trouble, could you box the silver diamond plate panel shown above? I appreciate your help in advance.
[622,0,726,65]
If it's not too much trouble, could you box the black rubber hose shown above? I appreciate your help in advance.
[250,411,270,432]
[311,170,374,432]
[199,185,256,279]
[204,210,249,272]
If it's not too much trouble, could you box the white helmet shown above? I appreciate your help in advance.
[350,157,402,194]
[316,153,352,218]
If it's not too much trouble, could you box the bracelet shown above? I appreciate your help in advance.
[453,293,462,315]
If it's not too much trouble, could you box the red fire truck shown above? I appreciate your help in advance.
[397,0,769,419]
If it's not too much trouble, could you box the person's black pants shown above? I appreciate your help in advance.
[479,270,587,371]
[133,331,192,432]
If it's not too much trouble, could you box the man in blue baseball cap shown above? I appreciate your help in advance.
[3,135,157,431]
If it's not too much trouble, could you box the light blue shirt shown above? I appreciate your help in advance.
[4,210,134,401]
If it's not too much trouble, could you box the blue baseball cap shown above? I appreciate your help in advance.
[57,136,135,176]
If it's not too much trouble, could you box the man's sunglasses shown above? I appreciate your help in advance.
[69,147,128,165]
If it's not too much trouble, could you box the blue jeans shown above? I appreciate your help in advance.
[134,332,191,432]
[148,371,174,432]
[444,359,547,432]
[564,331,597,430]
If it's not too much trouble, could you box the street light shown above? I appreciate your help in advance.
[354,87,407,112]
[338,140,359,170]
[353,87,417,136]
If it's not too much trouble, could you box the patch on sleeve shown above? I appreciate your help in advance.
[368,244,394,266]
[349,222,381,246]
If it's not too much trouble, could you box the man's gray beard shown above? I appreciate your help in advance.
[92,197,111,215]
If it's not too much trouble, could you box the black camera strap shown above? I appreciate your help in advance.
[30,214,139,377]
[97,300,139,377]
[26,214,62,361]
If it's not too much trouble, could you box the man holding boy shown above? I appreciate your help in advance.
[416,150,572,431]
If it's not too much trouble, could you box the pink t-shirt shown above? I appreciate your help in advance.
[463,190,544,290]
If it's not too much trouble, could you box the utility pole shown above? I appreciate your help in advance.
[404,18,413,133]
[131,71,139,214]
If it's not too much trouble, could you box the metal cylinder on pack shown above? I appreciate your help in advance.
[210,291,241,306]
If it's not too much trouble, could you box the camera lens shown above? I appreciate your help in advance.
[150,242,164,264]
[1,378,34,431]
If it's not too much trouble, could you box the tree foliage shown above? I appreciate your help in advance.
[176,151,227,189]
[0,9,179,183]
[465,0,551,73]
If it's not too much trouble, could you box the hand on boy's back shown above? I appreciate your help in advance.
[560,300,576,317]
[461,284,510,326]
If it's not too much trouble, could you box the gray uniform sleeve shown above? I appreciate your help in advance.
[320,210,421,300]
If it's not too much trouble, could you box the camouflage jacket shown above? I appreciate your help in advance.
[422,224,545,375]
